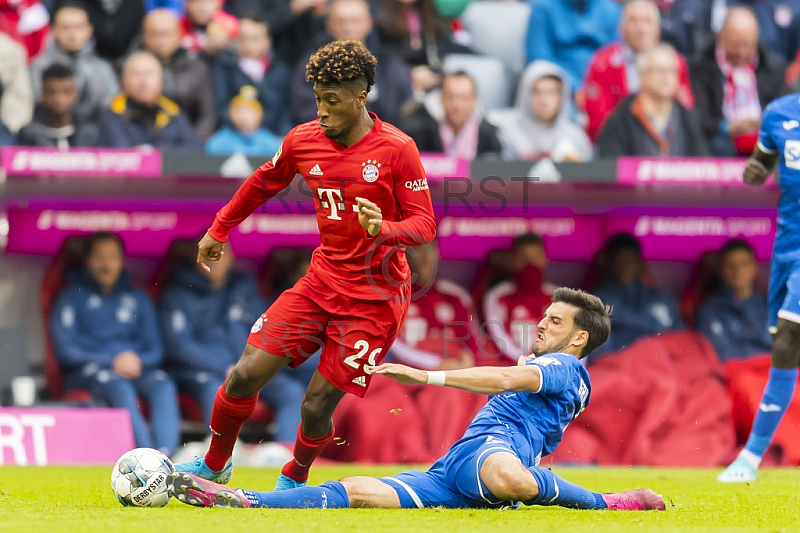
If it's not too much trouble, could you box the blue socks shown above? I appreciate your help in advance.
[525,466,607,510]
[239,481,350,509]
[745,367,798,458]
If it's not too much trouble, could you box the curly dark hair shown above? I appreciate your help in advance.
[306,40,377,94]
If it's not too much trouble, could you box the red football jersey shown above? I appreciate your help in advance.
[209,113,437,301]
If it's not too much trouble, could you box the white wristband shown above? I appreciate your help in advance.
[426,371,446,386]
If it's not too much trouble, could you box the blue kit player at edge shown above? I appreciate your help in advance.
[168,288,666,512]
[719,92,800,483]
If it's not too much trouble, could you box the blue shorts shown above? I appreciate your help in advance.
[768,258,800,333]
[379,433,533,509]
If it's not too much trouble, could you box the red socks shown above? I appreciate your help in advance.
[205,385,258,472]
[280,423,335,483]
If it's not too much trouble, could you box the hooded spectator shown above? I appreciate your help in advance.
[0,32,34,133]
[499,61,592,161]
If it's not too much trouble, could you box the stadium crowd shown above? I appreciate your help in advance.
[2,0,800,158]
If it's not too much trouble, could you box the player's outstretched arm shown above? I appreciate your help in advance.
[744,142,779,186]
[368,363,542,395]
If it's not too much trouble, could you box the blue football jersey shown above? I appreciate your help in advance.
[461,352,591,466]
[758,93,800,262]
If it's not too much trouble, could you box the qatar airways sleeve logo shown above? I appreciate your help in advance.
[405,178,429,192]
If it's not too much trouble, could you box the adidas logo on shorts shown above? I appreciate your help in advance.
[351,376,366,387]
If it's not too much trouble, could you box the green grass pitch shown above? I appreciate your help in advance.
[2,466,800,532]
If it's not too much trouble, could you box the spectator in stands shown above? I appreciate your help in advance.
[159,243,310,443]
[291,0,412,126]
[583,0,695,142]
[525,0,620,90]
[690,7,789,157]
[142,8,217,139]
[0,122,13,145]
[0,0,49,61]
[53,0,145,60]
[733,0,800,62]
[696,239,771,362]
[596,44,707,157]
[30,2,119,122]
[390,241,479,370]
[205,85,282,155]
[212,14,291,135]
[401,70,502,158]
[234,0,327,66]
[180,0,238,57]
[482,233,554,365]
[375,0,471,95]
[659,0,716,60]
[499,61,592,162]
[592,233,683,357]
[0,32,34,134]
[50,232,180,454]
[17,64,98,147]
[98,51,201,150]
[146,0,184,16]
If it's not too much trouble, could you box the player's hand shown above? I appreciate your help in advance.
[367,363,428,385]
[356,197,382,237]
[113,351,142,380]
[197,231,225,273]
[743,158,770,186]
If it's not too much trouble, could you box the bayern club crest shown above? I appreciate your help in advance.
[362,159,381,182]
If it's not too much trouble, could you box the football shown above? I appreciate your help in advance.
[110,448,175,507]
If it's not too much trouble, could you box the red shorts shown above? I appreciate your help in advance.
[247,270,410,397]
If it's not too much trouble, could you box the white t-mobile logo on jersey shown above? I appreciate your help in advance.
[317,188,347,220]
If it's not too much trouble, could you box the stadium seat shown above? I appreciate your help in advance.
[40,236,90,401]
[460,0,531,76]
[443,54,512,112]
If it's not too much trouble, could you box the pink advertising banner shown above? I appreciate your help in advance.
[1,147,162,177]
[6,203,776,263]
[0,408,134,465]
[419,153,470,181]
[617,157,776,187]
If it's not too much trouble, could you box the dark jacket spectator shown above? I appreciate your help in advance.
[290,0,412,126]
[0,32,34,134]
[30,4,119,121]
[659,0,713,60]
[234,0,325,66]
[525,0,620,90]
[375,0,471,95]
[592,234,684,359]
[17,64,98,147]
[695,239,771,362]
[54,0,145,60]
[0,121,14,145]
[98,51,201,150]
[50,232,179,453]
[597,44,707,157]
[402,71,502,158]
[142,9,217,139]
[212,15,292,135]
[689,8,789,156]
